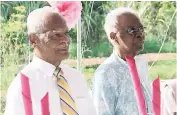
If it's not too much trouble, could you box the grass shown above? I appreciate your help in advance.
[148,60,176,80]
[82,67,96,89]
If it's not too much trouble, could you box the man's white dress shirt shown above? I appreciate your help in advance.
[5,56,96,115]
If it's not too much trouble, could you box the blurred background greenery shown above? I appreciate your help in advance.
[0,1,176,114]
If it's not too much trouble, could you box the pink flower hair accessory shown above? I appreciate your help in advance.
[48,1,82,30]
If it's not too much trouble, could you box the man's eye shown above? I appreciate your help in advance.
[65,32,70,37]
[65,32,69,35]
[128,27,137,34]
[140,27,146,32]
[56,34,62,37]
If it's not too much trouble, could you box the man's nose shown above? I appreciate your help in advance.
[135,31,145,40]
[62,35,70,45]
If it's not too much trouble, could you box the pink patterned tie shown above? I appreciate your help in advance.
[125,56,147,115]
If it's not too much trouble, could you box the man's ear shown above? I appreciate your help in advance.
[29,34,38,48]
[110,32,116,40]
[110,32,119,45]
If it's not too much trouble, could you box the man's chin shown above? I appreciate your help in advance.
[61,53,69,60]
[56,52,69,61]
[135,46,144,54]
[137,45,144,51]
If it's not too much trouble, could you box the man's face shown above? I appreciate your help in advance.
[36,13,70,62]
[116,13,145,55]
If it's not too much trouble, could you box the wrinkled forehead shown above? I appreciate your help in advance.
[118,13,143,28]
[43,13,68,33]
[49,28,68,35]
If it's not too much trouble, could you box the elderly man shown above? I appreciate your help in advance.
[5,7,96,115]
[92,7,152,115]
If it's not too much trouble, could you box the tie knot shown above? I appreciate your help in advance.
[54,66,62,77]
[56,66,61,72]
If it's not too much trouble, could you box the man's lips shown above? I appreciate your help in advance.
[138,40,145,44]
[58,49,68,51]
[134,40,144,45]
[55,48,68,53]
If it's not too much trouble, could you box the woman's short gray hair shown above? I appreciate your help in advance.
[104,7,139,45]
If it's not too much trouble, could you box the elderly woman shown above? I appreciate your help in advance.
[92,7,152,115]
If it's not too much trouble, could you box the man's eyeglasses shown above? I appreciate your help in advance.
[119,26,146,35]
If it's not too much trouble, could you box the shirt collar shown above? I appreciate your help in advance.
[112,50,128,66]
[31,55,57,77]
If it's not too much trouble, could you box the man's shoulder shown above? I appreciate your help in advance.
[61,63,81,73]
[93,56,127,84]
[7,63,36,91]
[93,63,117,82]
[61,64,85,82]
[94,59,118,76]
[21,62,37,74]
[96,53,121,70]
[61,64,88,92]
[7,73,22,97]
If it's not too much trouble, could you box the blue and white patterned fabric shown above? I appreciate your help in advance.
[92,51,152,115]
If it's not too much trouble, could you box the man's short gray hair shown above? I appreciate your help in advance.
[104,7,139,45]
[27,6,58,36]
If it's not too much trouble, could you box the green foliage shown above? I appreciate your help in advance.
[81,1,176,58]
[81,1,107,58]
[161,41,176,53]
[91,40,113,57]
[69,42,77,59]
[141,34,176,54]
[0,93,6,114]
[0,6,29,89]
[0,1,48,20]
[1,1,176,59]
